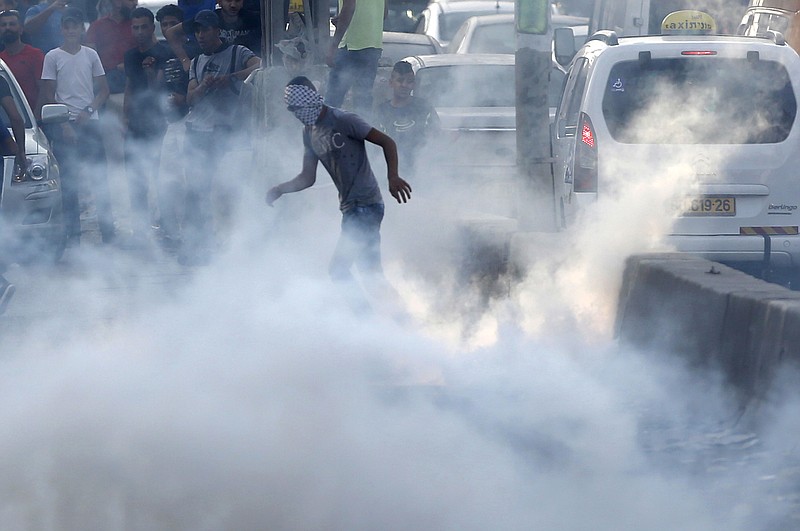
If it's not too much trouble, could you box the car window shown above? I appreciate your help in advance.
[549,68,566,107]
[0,72,31,129]
[602,57,796,144]
[448,20,470,51]
[414,13,428,34]
[440,10,509,42]
[415,64,514,107]
[385,0,428,32]
[556,56,588,135]
[381,41,437,63]
[469,22,515,53]
[740,12,791,38]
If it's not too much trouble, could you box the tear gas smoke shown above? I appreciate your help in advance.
[0,61,798,530]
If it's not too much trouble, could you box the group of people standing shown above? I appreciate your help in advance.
[0,0,263,266]
[0,0,441,314]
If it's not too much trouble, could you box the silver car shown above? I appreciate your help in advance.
[0,64,68,263]
[447,13,589,54]
[402,53,517,169]
[414,0,515,48]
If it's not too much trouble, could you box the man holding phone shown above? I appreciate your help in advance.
[23,0,66,53]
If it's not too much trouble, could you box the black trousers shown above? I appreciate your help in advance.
[48,120,115,241]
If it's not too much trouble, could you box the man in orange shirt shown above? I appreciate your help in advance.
[0,9,44,111]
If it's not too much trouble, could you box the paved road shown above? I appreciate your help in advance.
[0,239,192,347]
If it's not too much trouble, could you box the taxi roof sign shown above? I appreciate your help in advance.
[661,10,717,35]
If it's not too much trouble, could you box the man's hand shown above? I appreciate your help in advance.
[61,122,77,144]
[388,175,412,204]
[168,92,186,108]
[75,108,91,125]
[204,74,231,92]
[326,42,337,68]
[265,186,282,206]
[13,153,26,181]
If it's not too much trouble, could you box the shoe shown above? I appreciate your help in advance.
[0,280,15,315]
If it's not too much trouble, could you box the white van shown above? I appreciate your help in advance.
[552,22,800,273]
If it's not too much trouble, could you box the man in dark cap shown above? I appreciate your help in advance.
[179,8,260,265]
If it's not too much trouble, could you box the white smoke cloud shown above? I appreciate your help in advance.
[1,56,798,529]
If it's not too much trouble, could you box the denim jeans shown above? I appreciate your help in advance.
[124,129,165,237]
[325,47,382,116]
[47,120,115,242]
[329,203,385,281]
[182,126,231,255]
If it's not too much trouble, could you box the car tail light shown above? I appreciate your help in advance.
[574,112,598,192]
[681,50,717,55]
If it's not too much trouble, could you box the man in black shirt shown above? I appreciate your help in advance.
[374,61,439,176]
[123,6,174,245]
[165,0,261,67]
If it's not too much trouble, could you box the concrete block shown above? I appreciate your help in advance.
[616,253,800,398]
[750,299,800,396]
[719,290,800,396]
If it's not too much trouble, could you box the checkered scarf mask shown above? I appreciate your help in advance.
[285,84,324,126]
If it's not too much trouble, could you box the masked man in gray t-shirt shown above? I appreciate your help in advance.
[266,76,412,282]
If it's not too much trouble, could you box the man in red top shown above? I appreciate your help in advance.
[0,9,44,111]
[86,0,137,94]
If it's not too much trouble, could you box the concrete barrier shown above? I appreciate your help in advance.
[616,254,800,398]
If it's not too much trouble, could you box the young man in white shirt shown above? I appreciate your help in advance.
[40,7,115,245]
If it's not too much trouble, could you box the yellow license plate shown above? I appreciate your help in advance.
[681,195,736,216]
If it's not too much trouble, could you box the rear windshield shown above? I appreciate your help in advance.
[414,63,565,108]
[381,41,437,63]
[602,57,796,144]
[415,64,515,107]
[469,22,516,53]
[440,9,510,42]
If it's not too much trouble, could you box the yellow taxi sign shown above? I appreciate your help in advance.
[661,10,717,35]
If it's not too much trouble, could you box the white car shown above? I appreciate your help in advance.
[552,21,800,274]
[0,62,68,263]
[414,0,515,48]
[402,53,517,168]
[447,13,589,54]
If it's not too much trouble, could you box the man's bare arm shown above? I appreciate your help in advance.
[24,0,66,35]
[2,95,26,168]
[232,56,262,81]
[365,128,411,203]
[266,153,318,205]
[165,23,190,70]
[327,0,355,66]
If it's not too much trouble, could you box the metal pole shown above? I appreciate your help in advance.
[515,1,555,230]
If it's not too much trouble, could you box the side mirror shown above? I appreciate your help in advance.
[40,104,69,125]
[553,27,577,67]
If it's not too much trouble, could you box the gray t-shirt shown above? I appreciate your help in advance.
[304,107,383,211]
[187,44,256,131]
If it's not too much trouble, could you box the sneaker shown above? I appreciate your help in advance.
[0,279,15,315]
